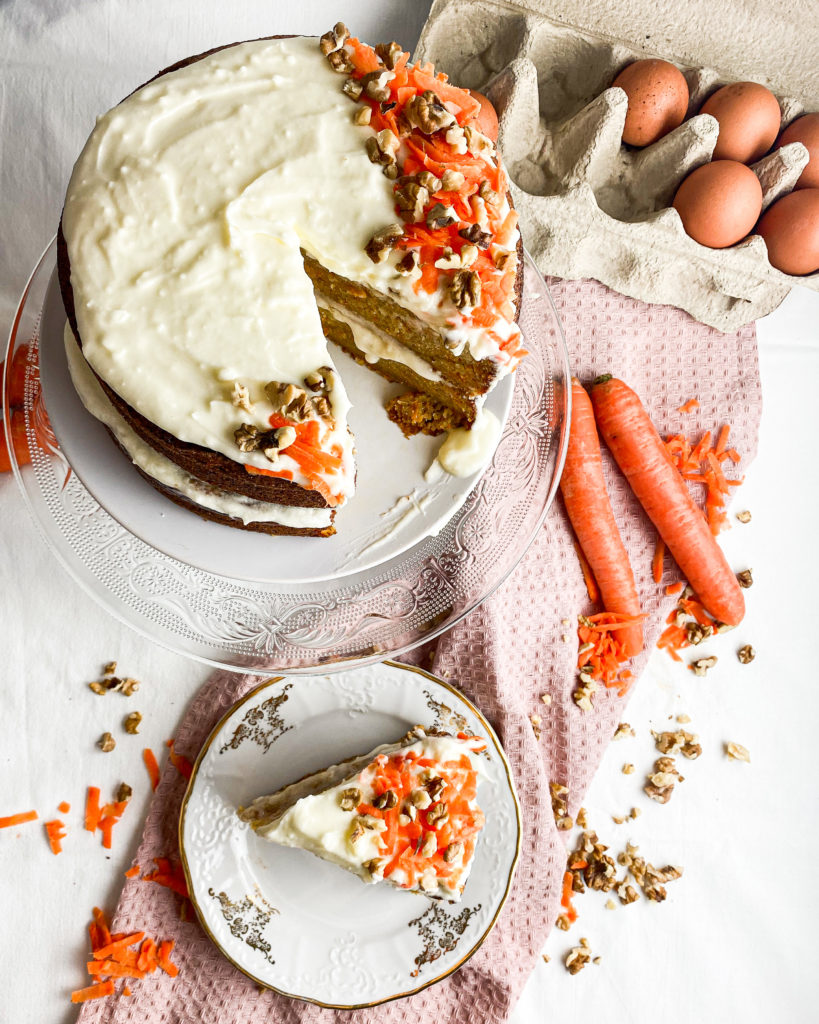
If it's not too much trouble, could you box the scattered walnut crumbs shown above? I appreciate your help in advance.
[644,756,684,803]
[549,782,573,831]
[725,742,751,763]
[653,728,702,759]
[88,662,140,697]
[613,722,635,740]
[98,732,116,753]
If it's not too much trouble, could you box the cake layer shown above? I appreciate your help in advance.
[240,725,487,901]
[64,325,335,534]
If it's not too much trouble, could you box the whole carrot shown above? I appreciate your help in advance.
[590,376,745,626]
[560,378,643,657]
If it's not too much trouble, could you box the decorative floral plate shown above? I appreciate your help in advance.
[4,239,570,672]
[179,661,521,1008]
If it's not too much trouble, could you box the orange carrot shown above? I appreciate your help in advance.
[92,907,111,949]
[92,932,145,961]
[165,739,193,781]
[45,819,66,854]
[560,379,643,657]
[590,376,745,627]
[70,980,115,1004]
[571,539,601,604]
[0,809,38,829]
[677,399,699,413]
[157,939,179,977]
[143,748,160,790]
[84,787,101,832]
[652,536,666,584]
[125,864,140,878]
[665,582,684,595]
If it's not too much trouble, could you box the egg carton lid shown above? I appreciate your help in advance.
[416,0,819,331]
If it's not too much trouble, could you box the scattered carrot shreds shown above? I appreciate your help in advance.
[577,612,645,696]
[45,819,67,855]
[664,424,744,535]
[58,801,71,814]
[165,739,193,781]
[665,582,685,596]
[123,986,132,997]
[71,980,115,1004]
[124,864,140,878]
[157,939,178,977]
[0,809,38,829]
[677,399,700,413]
[571,538,601,605]
[652,536,666,584]
[85,787,101,832]
[143,748,160,790]
[92,907,111,950]
[142,857,190,899]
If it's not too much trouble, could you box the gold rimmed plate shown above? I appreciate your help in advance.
[178,661,521,1008]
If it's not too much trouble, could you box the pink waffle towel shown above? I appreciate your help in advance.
[78,279,761,1023]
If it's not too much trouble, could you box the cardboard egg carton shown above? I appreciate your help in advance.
[416,0,819,332]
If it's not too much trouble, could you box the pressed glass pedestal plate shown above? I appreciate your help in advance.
[4,240,570,672]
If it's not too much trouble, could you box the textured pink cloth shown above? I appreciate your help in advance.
[78,279,761,1023]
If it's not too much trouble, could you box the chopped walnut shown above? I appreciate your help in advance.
[676,713,692,724]
[450,269,481,310]
[338,788,361,812]
[555,914,571,932]
[530,713,542,740]
[542,953,551,963]
[440,168,465,192]
[689,655,718,677]
[352,105,372,127]
[576,807,588,829]
[493,248,513,271]
[426,801,448,825]
[365,223,403,263]
[395,250,421,278]
[725,741,751,763]
[434,247,462,270]
[103,661,117,675]
[123,712,142,735]
[737,644,755,664]
[605,898,617,910]
[426,202,456,229]
[98,732,116,753]
[685,621,713,645]
[410,787,432,809]
[612,815,626,825]
[459,244,479,268]
[373,789,398,810]
[653,729,702,760]
[326,48,354,74]
[464,124,495,157]
[319,22,349,55]
[549,781,573,831]
[394,181,429,223]
[342,77,363,101]
[443,840,464,863]
[402,90,455,134]
[629,807,641,819]
[419,832,437,858]
[234,422,297,459]
[365,130,399,174]
[374,41,403,69]
[415,170,442,192]
[303,366,334,394]
[479,179,500,205]
[736,510,752,523]
[737,569,753,588]
[644,756,683,803]
[445,125,467,154]
[565,943,592,974]
[459,223,493,249]
[360,69,395,103]
[613,722,635,740]
[230,381,254,414]
[540,693,553,707]
[116,782,132,803]
[363,857,385,880]
[622,763,635,775]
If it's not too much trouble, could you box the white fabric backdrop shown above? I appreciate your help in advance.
[1,2,817,1022]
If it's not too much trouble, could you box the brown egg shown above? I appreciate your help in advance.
[468,90,499,143]
[756,189,819,275]
[700,82,781,163]
[776,113,819,189]
[673,160,763,248]
[612,59,689,147]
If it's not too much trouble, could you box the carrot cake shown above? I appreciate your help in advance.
[58,28,524,536]
[238,725,487,900]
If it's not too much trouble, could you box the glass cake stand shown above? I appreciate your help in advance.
[4,239,570,672]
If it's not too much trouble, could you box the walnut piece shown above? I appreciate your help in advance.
[365,223,403,263]
[736,510,752,523]
[394,181,429,223]
[373,789,398,810]
[402,90,455,134]
[450,269,481,310]
[613,722,635,740]
[319,22,349,56]
[653,729,702,760]
[326,49,354,74]
[123,711,142,735]
[737,644,755,664]
[230,381,254,414]
[360,69,395,103]
[338,788,361,812]
[117,782,133,803]
[459,223,493,249]
[689,655,718,677]
[725,741,751,763]
[374,41,403,69]
[426,202,456,229]
[98,732,116,753]
[737,569,753,588]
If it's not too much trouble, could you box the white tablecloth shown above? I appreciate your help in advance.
[1,3,817,1022]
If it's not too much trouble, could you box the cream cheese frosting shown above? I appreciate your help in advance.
[64,324,333,530]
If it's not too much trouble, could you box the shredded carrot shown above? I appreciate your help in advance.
[85,787,101,832]
[652,536,666,584]
[143,748,160,790]
[0,809,38,829]
[165,739,193,781]
[92,907,111,950]
[58,801,71,814]
[45,819,66,855]
[677,399,699,413]
[142,857,190,898]
[157,939,179,977]
[93,932,146,961]
[123,986,132,997]
[125,864,140,879]
[71,980,115,1004]
[577,612,645,696]
[665,582,684,595]
[664,424,744,536]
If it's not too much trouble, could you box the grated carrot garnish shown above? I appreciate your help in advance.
[677,398,700,413]
[70,980,115,1004]
[44,819,66,855]
[0,809,38,829]
[143,748,160,790]
[84,787,101,832]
